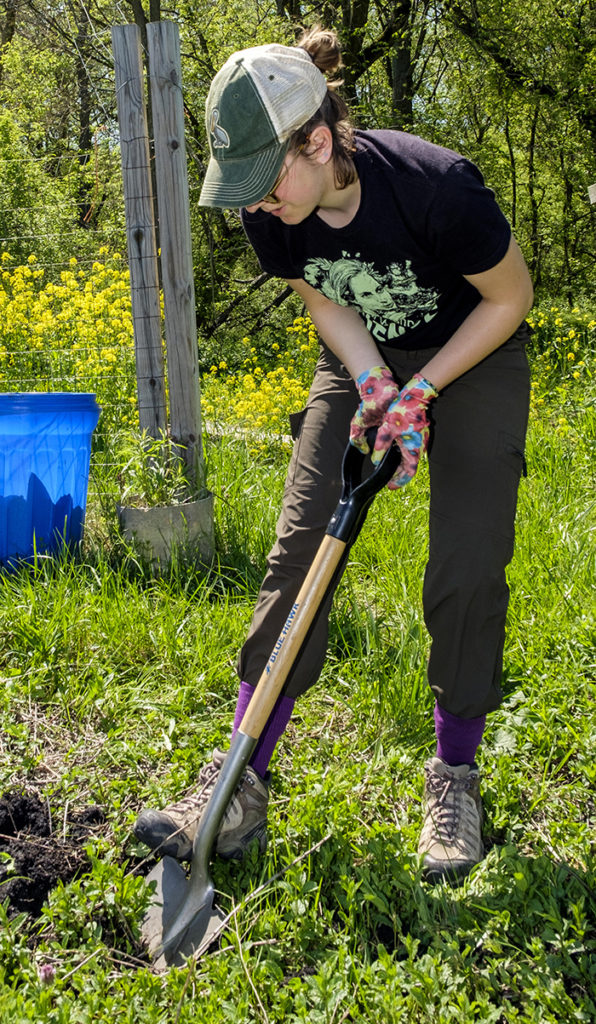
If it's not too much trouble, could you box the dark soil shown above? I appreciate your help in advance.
[0,791,106,919]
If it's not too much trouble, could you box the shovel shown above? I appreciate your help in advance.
[140,435,401,970]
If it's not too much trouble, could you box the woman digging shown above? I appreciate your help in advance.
[134,26,533,883]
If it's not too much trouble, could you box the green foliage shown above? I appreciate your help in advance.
[116,430,196,507]
[0,34,77,157]
[0,30,125,266]
[0,109,73,267]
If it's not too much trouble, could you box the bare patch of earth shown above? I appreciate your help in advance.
[0,791,106,918]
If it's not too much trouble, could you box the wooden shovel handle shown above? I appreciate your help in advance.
[238,534,346,739]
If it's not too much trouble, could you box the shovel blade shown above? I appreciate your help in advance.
[141,856,226,971]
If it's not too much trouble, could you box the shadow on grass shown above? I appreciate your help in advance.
[0,538,267,607]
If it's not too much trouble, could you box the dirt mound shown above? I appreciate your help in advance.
[0,791,106,919]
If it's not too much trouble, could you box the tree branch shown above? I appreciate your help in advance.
[445,2,557,102]
[205,273,271,334]
[445,1,596,150]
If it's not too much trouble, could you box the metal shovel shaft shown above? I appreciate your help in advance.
[156,731,257,959]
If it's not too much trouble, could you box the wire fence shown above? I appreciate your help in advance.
[0,99,142,446]
[0,17,215,551]
[0,246,138,442]
[0,14,207,426]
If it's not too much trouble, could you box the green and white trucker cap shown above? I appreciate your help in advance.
[199,44,328,208]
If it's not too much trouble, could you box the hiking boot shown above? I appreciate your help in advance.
[418,756,484,883]
[133,749,269,861]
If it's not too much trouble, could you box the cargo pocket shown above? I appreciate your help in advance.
[285,407,308,489]
[498,431,528,478]
[289,408,307,442]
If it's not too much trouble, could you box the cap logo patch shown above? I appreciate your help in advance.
[210,109,230,149]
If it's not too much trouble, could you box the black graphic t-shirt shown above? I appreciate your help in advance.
[241,130,512,350]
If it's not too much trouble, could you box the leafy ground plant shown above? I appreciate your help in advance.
[0,313,593,1022]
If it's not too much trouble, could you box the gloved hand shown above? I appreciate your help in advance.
[371,373,439,489]
[350,365,401,453]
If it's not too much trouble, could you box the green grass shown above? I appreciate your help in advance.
[0,374,594,1022]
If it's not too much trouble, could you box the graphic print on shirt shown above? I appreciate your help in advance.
[304,253,440,344]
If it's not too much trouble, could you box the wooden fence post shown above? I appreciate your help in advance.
[147,20,204,491]
[111,24,167,437]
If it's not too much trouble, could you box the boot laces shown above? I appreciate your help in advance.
[171,758,247,817]
[171,761,221,815]
[426,771,472,842]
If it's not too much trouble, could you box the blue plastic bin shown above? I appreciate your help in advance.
[0,393,100,566]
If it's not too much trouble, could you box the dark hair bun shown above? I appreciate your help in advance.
[296,25,343,76]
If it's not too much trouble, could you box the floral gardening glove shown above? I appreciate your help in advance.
[371,373,438,489]
[350,365,401,454]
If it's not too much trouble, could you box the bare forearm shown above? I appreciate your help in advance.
[421,237,534,390]
[307,304,380,380]
[420,297,529,391]
[287,278,381,380]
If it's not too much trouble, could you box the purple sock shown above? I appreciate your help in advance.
[231,680,295,779]
[434,702,486,766]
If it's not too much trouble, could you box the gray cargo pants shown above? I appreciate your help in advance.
[237,325,530,719]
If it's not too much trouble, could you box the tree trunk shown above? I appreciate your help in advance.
[340,0,371,109]
[503,111,517,229]
[1,0,17,46]
[0,0,18,79]
[389,6,413,129]
[559,146,574,305]
[527,101,541,288]
[75,11,93,228]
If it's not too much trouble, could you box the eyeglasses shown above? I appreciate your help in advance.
[260,143,306,205]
